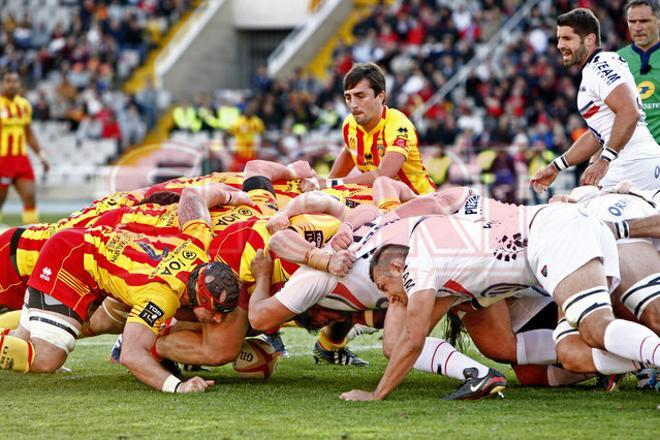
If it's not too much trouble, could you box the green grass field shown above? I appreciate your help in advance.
[3,213,659,439]
[4,329,659,439]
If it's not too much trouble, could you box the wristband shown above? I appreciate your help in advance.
[612,220,630,239]
[162,374,182,393]
[551,155,569,172]
[305,248,332,272]
[600,146,618,163]
[329,178,344,188]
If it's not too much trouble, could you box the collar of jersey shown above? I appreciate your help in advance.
[632,41,660,74]
[582,48,603,69]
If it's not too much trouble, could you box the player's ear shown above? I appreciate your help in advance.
[390,257,404,274]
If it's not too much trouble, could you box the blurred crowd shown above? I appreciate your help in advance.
[172,0,631,204]
[0,0,189,152]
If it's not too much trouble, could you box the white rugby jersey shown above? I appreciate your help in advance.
[578,50,658,161]
[403,209,540,303]
[578,192,656,222]
[274,257,387,313]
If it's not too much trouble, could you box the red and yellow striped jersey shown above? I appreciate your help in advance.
[341,106,435,195]
[322,183,374,207]
[83,220,214,333]
[92,188,278,235]
[208,214,341,309]
[13,190,144,279]
[0,94,31,157]
[143,172,244,197]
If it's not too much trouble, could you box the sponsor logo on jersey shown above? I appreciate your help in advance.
[394,137,408,149]
[541,265,548,277]
[304,230,324,247]
[591,58,621,85]
[138,302,164,326]
[39,267,52,282]
[638,81,655,100]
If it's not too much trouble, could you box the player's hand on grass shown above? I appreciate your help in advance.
[300,177,321,192]
[530,164,558,192]
[178,376,215,393]
[288,160,315,179]
[340,390,377,401]
[266,212,290,234]
[580,159,608,187]
[328,250,355,276]
[251,249,273,279]
[330,223,353,251]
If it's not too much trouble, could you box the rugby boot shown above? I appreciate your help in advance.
[443,367,507,400]
[312,341,369,366]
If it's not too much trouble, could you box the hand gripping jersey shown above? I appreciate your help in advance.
[27,220,214,333]
[93,188,278,235]
[208,214,341,310]
[341,106,436,195]
[578,50,657,153]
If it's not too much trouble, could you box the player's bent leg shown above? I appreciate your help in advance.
[84,297,130,337]
[614,242,660,332]
[555,259,660,367]
[461,301,517,364]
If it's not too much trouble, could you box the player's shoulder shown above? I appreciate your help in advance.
[15,95,31,109]
[587,50,627,70]
[385,107,414,126]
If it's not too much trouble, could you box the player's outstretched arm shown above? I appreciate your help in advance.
[340,290,447,401]
[267,191,349,233]
[248,249,298,331]
[120,322,214,393]
[269,229,355,276]
[532,131,601,192]
[244,159,314,181]
[373,176,418,207]
[393,186,472,218]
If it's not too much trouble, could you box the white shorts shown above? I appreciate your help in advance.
[527,204,620,295]
[600,156,660,191]
[508,288,554,333]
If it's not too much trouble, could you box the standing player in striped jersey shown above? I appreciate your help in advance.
[302,63,435,195]
[0,184,239,393]
[0,71,49,225]
[531,8,660,193]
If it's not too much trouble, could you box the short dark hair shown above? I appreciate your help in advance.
[625,0,660,17]
[368,244,409,282]
[557,8,601,46]
[343,62,386,96]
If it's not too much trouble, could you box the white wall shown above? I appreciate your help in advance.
[233,0,312,28]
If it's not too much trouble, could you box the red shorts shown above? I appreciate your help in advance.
[0,227,27,310]
[27,228,101,321]
[0,155,35,187]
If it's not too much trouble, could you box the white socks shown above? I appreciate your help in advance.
[413,337,489,380]
[603,319,659,367]
[591,348,640,374]
[516,329,557,365]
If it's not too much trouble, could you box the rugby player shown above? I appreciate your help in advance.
[0,71,49,225]
[339,200,660,401]
[301,63,435,195]
[0,184,238,393]
[531,8,660,192]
